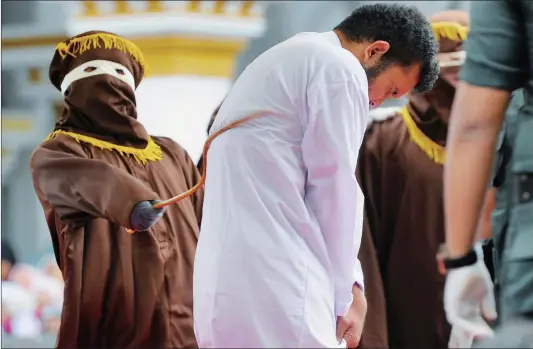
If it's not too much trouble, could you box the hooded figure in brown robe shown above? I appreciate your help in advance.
[30,31,203,349]
[356,12,469,349]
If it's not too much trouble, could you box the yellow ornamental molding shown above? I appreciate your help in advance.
[82,0,99,16]
[187,0,201,13]
[2,34,246,78]
[146,0,164,13]
[213,0,225,14]
[240,1,254,16]
[77,0,260,18]
[137,35,245,77]
[28,68,43,84]
[2,118,34,132]
[115,0,134,14]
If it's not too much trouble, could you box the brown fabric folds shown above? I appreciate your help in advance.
[357,114,450,348]
[30,31,203,348]
[31,135,158,227]
[357,12,469,348]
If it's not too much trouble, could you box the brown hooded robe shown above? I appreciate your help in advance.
[357,105,449,349]
[357,13,470,349]
[30,32,202,348]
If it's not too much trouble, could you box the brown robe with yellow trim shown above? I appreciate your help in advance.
[357,12,471,349]
[357,104,449,349]
[30,32,202,348]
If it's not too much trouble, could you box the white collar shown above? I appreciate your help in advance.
[319,31,342,47]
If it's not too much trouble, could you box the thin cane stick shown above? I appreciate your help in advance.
[127,111,268,235]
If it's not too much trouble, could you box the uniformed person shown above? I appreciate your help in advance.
[490,89,524,326]
[438,0,533,342]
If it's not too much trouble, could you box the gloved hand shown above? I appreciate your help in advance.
[444,244,497,341]
[449,324,475,348]
[129,200,167,231]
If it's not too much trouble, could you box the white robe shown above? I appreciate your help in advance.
[193,31,368,348]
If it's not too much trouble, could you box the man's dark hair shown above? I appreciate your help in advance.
[207,104,221,135]
[198,103,223,173]
[335,3,439,93]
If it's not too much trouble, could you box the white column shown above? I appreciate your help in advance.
[4,99,59,264]
[136,75,231,163]
[7,148,51,264]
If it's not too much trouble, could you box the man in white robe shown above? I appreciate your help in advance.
[194,4,440,348]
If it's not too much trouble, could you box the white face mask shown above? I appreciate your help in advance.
[438,50,466,68]
[60,59,136,95]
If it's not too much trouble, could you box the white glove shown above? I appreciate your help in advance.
[448,325,475,348]
[444,244,497,341]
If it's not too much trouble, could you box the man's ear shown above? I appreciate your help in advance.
[363,41,390,64]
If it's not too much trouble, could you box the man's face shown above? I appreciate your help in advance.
[364,61,422,108]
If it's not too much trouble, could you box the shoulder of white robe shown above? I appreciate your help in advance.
[367,107,402,127]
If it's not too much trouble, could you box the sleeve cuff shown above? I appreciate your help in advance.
[335,296,353,317]
[354,259,365,291]
[117,192,159,229]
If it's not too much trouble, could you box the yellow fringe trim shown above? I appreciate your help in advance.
[55,33,148,74]
[432,22,469,42]
[45,130,162,165]
[400,107,446,165]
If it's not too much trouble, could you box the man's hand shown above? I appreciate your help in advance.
[444,256,497,341]
[336,285,367,348]
[129,200,167,231]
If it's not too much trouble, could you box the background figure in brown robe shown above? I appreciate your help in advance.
[356,12,469,349]
[30,31,203,349]
[197,104,221,174]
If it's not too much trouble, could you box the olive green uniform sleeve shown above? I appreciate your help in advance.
[460,0,528,91]
[492,90,524,188]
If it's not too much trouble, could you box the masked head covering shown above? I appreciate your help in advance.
[49,31,150,149]
[432,11,469,72]
[398,11,468,164]
[409,11,469,123]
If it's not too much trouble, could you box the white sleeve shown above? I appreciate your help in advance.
[302,79,368,317]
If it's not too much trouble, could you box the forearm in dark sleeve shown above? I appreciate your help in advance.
[31,144,159,227]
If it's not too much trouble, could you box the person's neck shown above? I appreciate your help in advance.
[333,29,367,64]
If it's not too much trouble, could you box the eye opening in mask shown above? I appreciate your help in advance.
[84,66,97,73]
[116,69,125,75]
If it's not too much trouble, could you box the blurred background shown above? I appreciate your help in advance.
[0,1,470,347]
